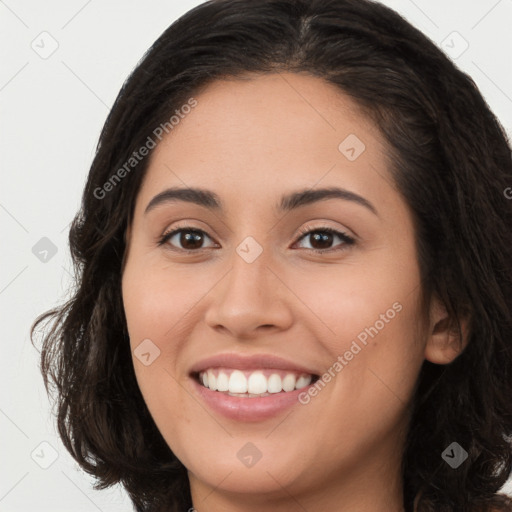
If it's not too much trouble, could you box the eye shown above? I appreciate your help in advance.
[293,225,356,253]
[158,226,218,251]
[157,224,356,253]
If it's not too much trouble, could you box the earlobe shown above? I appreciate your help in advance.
[423,296,471,365]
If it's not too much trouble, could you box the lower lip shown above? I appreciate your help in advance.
[191,377,313,422]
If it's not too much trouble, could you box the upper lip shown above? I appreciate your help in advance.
[189,353,319,376]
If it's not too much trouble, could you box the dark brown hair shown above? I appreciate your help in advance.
[31,0,512,510]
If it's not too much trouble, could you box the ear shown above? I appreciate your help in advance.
[424,295,470,365]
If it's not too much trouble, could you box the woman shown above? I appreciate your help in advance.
[32,0,512,510]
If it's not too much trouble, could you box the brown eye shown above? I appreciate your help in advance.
[306,231,334,250]
[176,230,204,250]
[294,227,355,253]
[159,227,217,251]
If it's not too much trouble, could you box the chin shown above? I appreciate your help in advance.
[173,434,311,495]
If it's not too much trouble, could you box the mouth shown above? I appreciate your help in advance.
[192,368,320,398]
[188,353,321,421]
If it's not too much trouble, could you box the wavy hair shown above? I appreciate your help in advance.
[31,0,512,510]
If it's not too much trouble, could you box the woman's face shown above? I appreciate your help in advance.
[122,72,438,508]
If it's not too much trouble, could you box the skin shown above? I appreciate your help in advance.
[121,72,468,512]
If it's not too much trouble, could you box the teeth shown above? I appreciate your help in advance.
[247,372,267,394]
[228,391,271,398]
[216,371,229,392]
[282,373,296,392]
[229,370,247,393]
[267,374,282,393]
[198,369,313,396]
[296,375,311,389]
[207,370,217,391]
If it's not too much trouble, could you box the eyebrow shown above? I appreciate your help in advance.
[144,186,378,216]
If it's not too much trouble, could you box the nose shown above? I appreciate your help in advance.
[204,248,294,339]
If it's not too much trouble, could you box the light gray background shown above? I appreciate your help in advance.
[1,0,511,510]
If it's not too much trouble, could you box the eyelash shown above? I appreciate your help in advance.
[157,224,356,254]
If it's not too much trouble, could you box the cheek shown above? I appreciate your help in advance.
[286,246,425,407]
[121,256,213,426]
[288,253,422,350]
[122,257,208,346]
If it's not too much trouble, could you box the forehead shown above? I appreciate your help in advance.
[151,71,381,158]
[136,72,397,218]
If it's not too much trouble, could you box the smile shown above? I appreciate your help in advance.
[189,353,321,421]
[197,368,317,397]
